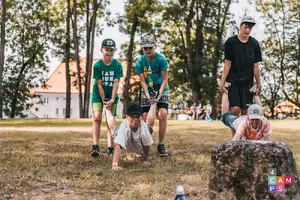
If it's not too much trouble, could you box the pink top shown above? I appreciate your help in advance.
[232,115,272,139]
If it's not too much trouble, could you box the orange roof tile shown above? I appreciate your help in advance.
[33,58,139,95]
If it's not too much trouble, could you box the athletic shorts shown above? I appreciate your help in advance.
[141,92,170,113]
[92,102,117,116]
[228,83,253,109]
[221,112,238,130]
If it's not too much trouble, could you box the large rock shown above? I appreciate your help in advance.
[209,140,300,200]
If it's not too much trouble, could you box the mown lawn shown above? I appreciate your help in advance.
[0,119,299,199]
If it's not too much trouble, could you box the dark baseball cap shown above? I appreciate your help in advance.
[101,38,116,49]
[126,104,142,116]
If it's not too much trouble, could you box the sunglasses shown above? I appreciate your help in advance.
[143,47,153,50]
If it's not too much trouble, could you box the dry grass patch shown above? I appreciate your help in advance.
[0,119,299,199]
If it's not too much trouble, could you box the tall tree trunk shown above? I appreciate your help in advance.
[65,0,71,118]
[10,57,34,118]
[0,0,6,118]
[83,0,100,118]
[194,1,208,104]
[122,18,139,118]
[83,0,91,118]
[185,0,196,101]
[72,0,83,118]
[211,0,231,119]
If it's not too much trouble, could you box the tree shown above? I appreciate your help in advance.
[71,0,83,118]
[83,0,108,118]
[65,0,71,118]
[3,0,56,118]
[0,0,6,118]
[118,0,159,117]
[257,0,300,107]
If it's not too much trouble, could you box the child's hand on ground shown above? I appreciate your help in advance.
[142,161,151,167]
[112,165,123,171]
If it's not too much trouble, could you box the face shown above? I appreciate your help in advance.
[101,48,115,59]
[249,119,260,129]
[142,46,155,57]
[240,23,254,37]
[127,114,142,130]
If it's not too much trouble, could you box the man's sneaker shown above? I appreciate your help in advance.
[107,147,114,157]
[157,144,169,157]
[91,144,100,157]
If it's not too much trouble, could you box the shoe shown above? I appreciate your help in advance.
[157,144,169,157]
[107,147,114,156]
[90,144,100,157]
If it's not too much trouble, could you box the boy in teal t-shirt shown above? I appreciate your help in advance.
[135,35,170,157]
[90,38,123,157]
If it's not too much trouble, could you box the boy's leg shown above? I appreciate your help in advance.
[157,103,169,156]
[222,92,230,114]
[105,104,117,156]
[146,103,157,128]
[91,102,103,157]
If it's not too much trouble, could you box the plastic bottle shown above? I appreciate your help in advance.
[174,185,187,200]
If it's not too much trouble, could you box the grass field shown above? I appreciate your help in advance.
[0,119,300,199]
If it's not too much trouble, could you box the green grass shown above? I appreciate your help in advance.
[0,119,299,199]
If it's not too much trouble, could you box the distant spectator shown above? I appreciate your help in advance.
[196,103,203,120]
[190,103,197,120]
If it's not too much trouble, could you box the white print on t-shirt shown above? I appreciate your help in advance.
[102,71,115,87]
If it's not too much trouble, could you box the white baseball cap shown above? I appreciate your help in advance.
[248,104,264,120]
[240,16,256,25]
[141,35,155,48]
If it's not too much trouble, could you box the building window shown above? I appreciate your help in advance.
[56,108,59,115]
[56,97,59,101]
[43,97,49,105]
[63,97,72,101]
[63,109,66,114]
[44,115,48,118]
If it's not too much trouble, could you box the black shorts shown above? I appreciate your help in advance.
[142,102,168,113]
[228,83,253,109]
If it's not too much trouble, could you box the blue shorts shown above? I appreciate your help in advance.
[221,112,238,130]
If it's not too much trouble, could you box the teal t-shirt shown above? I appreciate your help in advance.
[134,53,169,94]
[92,59,123,103]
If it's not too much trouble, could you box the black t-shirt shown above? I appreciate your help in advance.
[224,35,262,85]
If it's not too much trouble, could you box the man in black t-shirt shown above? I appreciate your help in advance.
[219,16,262,119]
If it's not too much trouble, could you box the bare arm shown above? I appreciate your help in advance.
[112,144,122,171]
[232,131,241,141]
[262,135,271,141]
[96,80,105,102]
[106,79,120,109]
[156,70,168,101]
[219,60,231,94]
[142,146,150,161]
[139,74,150,100]
[253,63,261,96]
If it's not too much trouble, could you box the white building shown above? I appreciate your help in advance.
[29,58,135,119]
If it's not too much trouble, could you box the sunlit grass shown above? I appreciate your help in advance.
[0,119,299,199]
